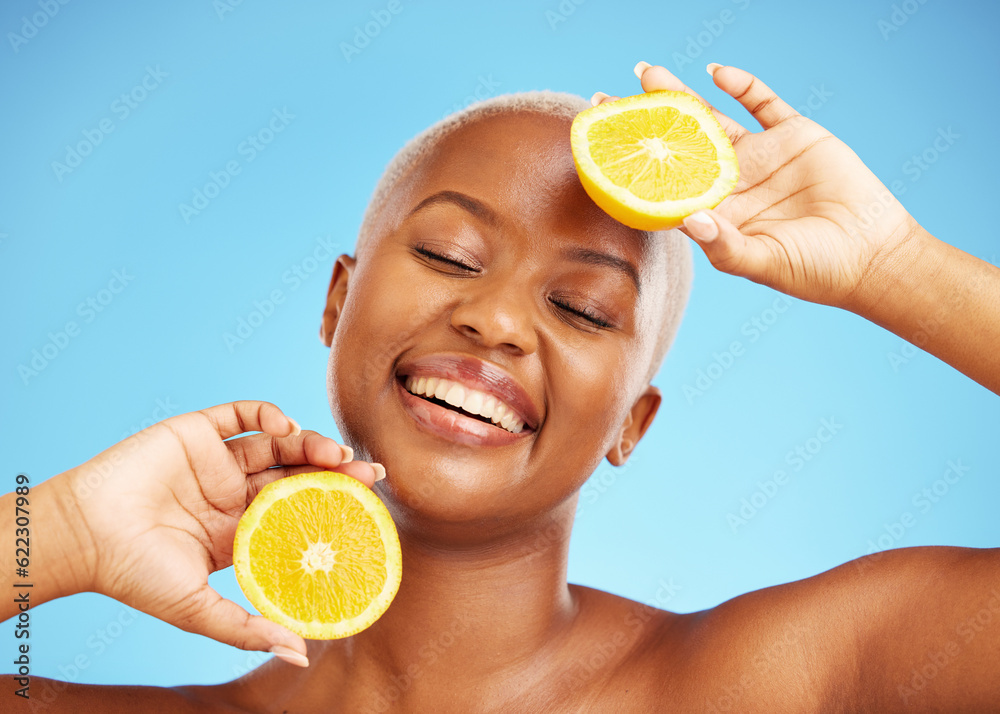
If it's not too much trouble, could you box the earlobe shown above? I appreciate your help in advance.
[606,385,662,467]
[319,254,356,347]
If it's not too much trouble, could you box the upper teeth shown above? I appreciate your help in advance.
[404,376,525,434]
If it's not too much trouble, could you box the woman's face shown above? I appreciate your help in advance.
[323,111,667,541]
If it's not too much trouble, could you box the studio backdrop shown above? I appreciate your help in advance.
[2,0,998,688]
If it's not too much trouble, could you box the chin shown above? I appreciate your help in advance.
[360,430,534,542]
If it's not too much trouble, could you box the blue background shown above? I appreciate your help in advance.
[2,0,998,689]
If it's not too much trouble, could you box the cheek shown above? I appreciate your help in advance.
[326,259,442,448]
[547,342,635,473]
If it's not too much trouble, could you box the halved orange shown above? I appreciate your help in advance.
[233,471,402,639]
[571,90,739,231]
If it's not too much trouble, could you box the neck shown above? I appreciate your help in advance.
[313,497,580,709]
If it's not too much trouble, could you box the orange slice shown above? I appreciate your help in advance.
[571,90,739,231]
[233,471,402,639]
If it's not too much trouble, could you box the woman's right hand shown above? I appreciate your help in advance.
[53,401,381,664]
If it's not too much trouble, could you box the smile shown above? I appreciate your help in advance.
[403,375,525,434]
[393,353,540,447]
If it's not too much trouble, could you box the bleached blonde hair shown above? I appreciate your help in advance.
[354,90,693,383]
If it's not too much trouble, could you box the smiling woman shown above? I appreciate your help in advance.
[320,99,678,542]
[3,58,1000,713]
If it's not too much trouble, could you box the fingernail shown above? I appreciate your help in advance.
[340,445,354,463]
[372,463,386,482]
[683,211,719,242]
[590,91,609,107]
[633,61,651,80]
[706,63,723,76]
[269,645,309,668]
[287,418,302,437]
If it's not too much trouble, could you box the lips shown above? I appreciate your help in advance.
[394,353,541,446]
[404,375,526,433]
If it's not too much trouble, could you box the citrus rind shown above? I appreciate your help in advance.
[233,471,402,640]
[571,89,739,231]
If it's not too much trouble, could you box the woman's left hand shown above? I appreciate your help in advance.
[593,61,921,310]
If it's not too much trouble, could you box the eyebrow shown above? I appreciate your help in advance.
[407,190,501,228]
[563,247,641,295]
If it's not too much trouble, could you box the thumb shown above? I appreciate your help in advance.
[181,584,310,667]
[681,209,773,280]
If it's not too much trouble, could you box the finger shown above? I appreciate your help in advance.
[590,92,621,107]
[246,459,381,499]
[227,430,353,476]
[180,584,309,667]
[681,210,774,279]
[198,401,298,441]
[709,64,799,130]
[634,61,748,141]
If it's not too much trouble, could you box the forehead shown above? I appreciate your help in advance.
[381,110,667,283]
[417,111,579,218]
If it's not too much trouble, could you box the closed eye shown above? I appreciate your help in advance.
[549,298,613,329]
[414,245,480,273]
[414,245,611,329]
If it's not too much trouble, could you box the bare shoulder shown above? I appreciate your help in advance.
[13,653,332,714]
[9,676,248,713]
[556,583,685,710]
[590,546,1000,712]
[184,649,338,713]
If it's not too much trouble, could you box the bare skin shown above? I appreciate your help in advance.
[3,62,999,712]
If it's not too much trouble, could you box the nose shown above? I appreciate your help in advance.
[449,280,539,356]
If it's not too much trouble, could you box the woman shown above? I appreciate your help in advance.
[4,61,998,712]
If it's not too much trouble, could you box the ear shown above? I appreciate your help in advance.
[319,254,356,347]
[606,385,661,467]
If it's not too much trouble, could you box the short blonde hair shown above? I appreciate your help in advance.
[354,90,693,383]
